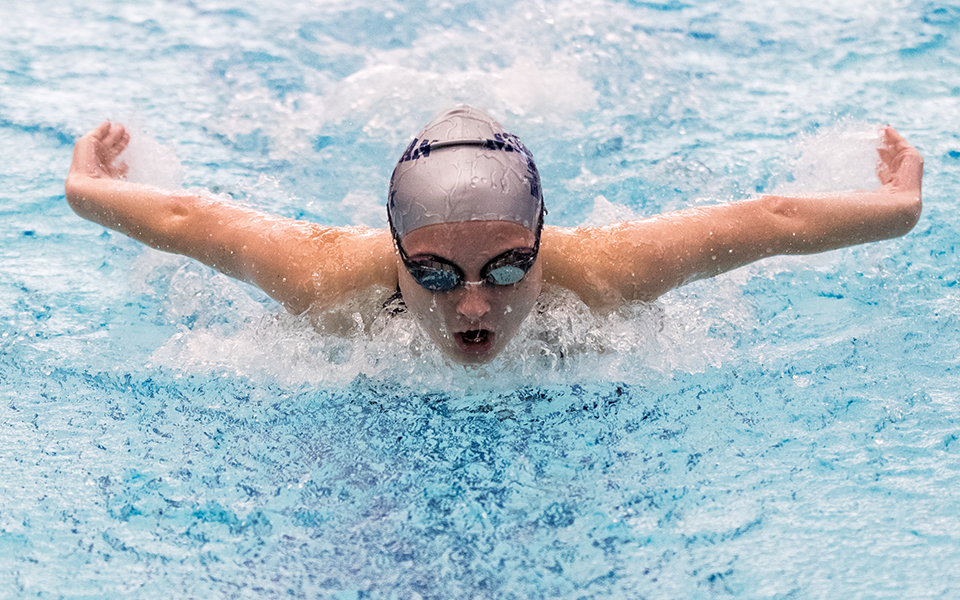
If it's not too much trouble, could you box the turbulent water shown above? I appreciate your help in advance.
[2,0,960,597]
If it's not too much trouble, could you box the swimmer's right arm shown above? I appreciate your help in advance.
[65,122,398,314]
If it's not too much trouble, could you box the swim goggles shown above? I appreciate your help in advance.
[388,203,545,292]
[395,240,539,292]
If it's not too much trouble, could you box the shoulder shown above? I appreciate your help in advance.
[240,223,399,315]
[304,226,400,304]
[538,222,672,309]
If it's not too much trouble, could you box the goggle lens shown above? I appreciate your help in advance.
[408,262,462,292]
[486,264,526,286]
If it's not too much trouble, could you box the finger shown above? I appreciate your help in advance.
[878,126,900,162]
[876,128,895,184]
[881,126,917,165]
[115,159,129,179]
[876,127,923,194]
[896,149,924,194]
[71,124,108,174]
[88,120,112,141]
[883,125,909,148]
[876,156,891,186]
[876,125,917,180]
[877,144,894,172]
[102,122,128,150]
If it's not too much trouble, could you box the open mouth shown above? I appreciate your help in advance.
[454,329,495,354]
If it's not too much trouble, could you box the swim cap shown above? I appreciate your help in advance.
[387,105,544,240]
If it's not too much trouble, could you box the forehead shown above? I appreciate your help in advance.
[400,220,535,258]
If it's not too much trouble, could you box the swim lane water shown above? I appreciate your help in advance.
[1,0,959,597]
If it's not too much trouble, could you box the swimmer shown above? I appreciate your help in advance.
[65,106,923,364]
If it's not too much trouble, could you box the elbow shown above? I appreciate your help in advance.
[151,196,202,248]
[877,191,923,240]
[762,195,804,221]
[64,175,95,219]
[758,195,806,251]
[64,176,83,210]
[894,192,922,237]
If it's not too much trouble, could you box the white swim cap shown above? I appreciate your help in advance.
[387,105,544,240]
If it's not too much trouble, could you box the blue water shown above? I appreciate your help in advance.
[2,0,960,597]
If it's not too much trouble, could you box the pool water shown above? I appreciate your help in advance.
[2,0,960,597]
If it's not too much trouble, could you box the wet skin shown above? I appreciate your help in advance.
[66,123,923,367]
[396,220,542,365]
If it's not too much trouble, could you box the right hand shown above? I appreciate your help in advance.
[68,121,130,182]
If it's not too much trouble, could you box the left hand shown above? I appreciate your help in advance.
[877,125,923,198]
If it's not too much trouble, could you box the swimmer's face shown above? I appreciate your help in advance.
[396,220,542,365]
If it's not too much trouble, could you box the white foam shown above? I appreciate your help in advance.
[118,121,183,189]
[313,54,597,142]
[242,5,601,151]
[138,256,743,393]
[339,191,389,228]
[773,121,882,196]
[580,195,643,226]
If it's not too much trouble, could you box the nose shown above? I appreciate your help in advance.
[455,283,491,321]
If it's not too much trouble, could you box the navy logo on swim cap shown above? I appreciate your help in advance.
[398,138,434,164]
[394,132,541,201]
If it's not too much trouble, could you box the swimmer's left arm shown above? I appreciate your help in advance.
[543,126,923,308]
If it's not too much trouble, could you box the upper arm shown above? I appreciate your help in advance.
[539,206,779,309]
[542,187,920,310]
[65,173,399,314]
[173,206,399,314]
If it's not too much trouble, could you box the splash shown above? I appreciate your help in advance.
[140,245,743,394]
[118,121,183,189]
[773,121,883,196]
[119,123,889,396]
